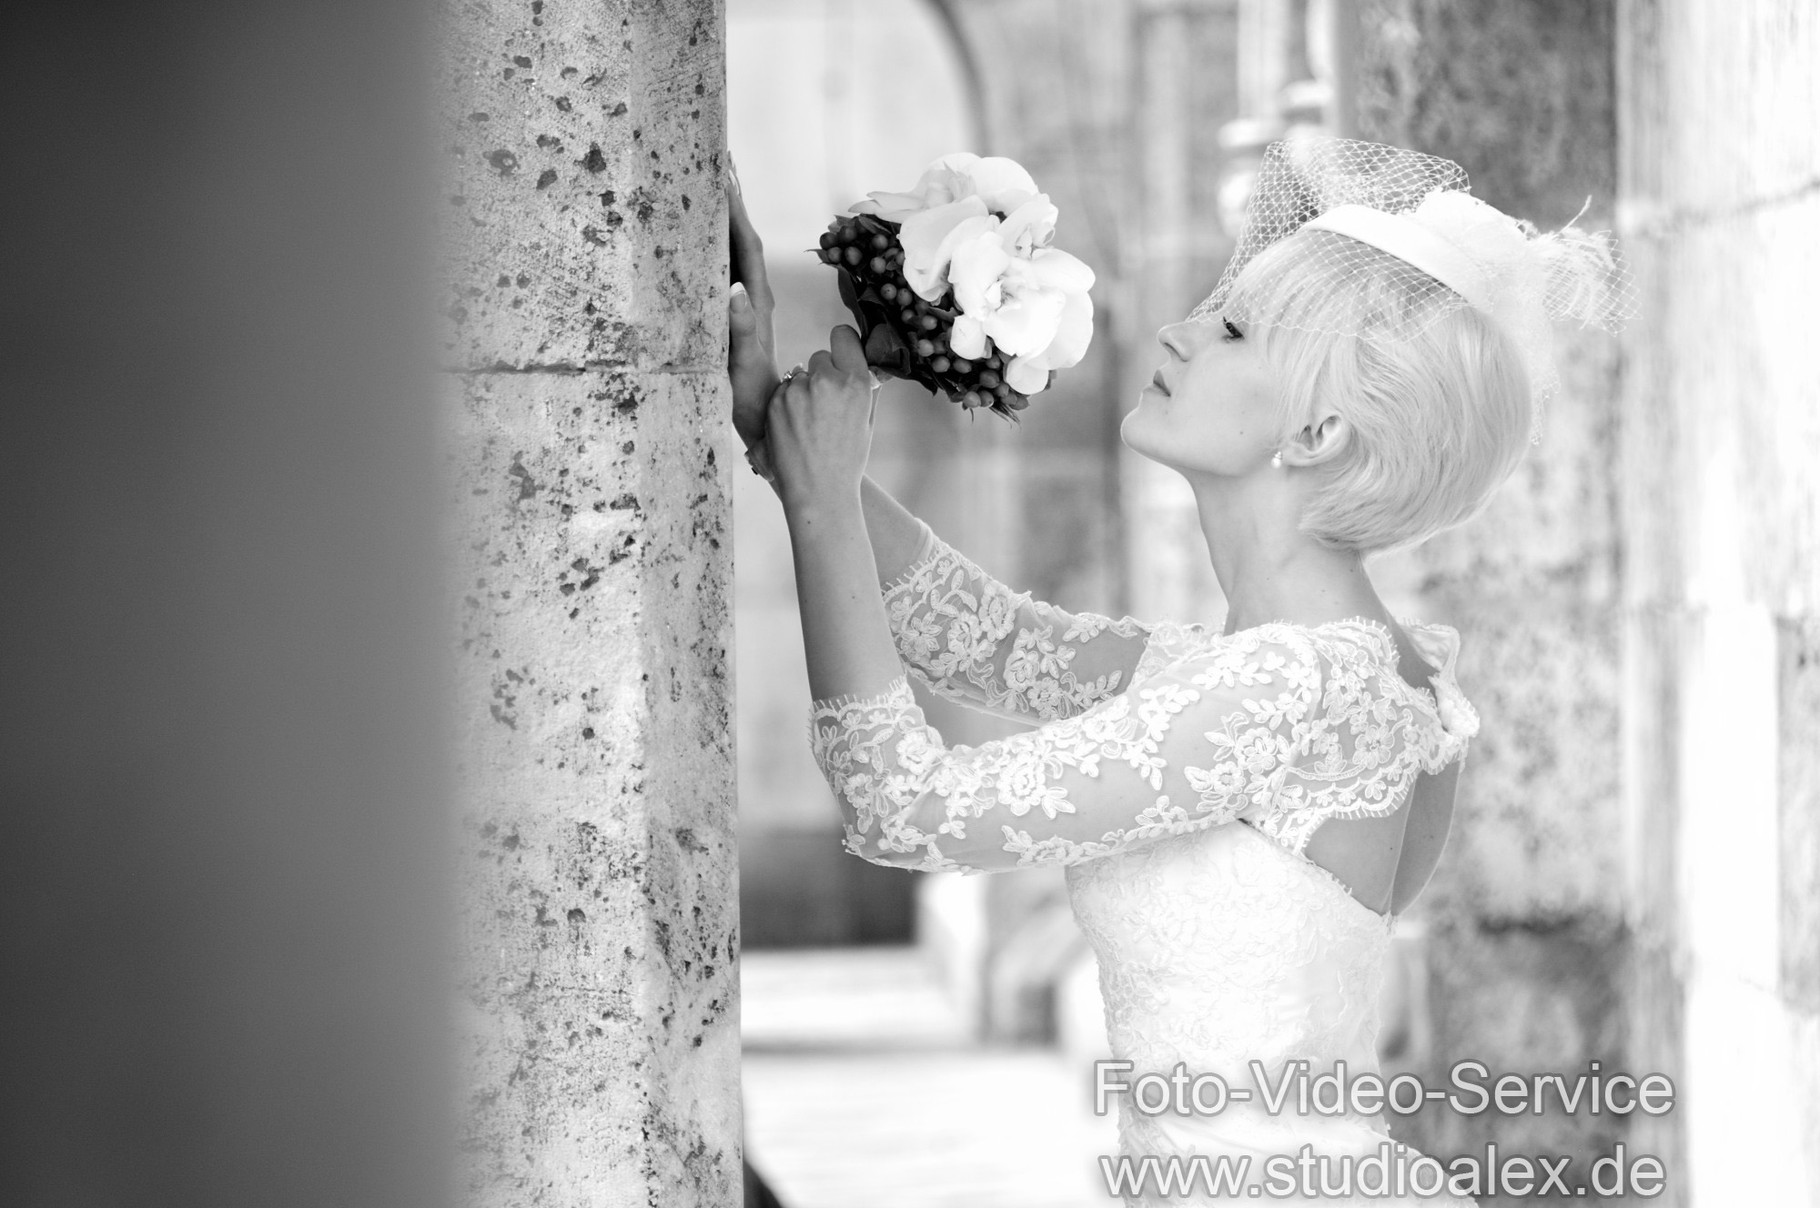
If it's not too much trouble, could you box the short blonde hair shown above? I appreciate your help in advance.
[1224,228,1533,554]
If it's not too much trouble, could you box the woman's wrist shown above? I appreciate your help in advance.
[743,436,777,484]
[781,482,865,531]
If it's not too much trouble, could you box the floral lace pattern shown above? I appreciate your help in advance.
[881,525,1149,722]
[810,533,1482,1203]
[808,619,1474,875]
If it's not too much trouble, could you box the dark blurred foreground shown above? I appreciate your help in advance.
[0,4,448,1205]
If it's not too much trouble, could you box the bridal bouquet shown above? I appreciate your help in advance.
[817,153,1095,420]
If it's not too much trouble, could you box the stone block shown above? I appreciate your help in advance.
[454,365,738,1206]
[443,0,725,371]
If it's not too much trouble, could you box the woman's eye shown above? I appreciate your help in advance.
[1221,319,1244,341]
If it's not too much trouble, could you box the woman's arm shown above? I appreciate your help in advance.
[766,331,903,704]
[727,176,1168,717]
[813,630,1327,872]
[814,624,1473,875]
[874,513,1163,725]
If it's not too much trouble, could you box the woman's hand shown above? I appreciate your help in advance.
[767,326,876,515]
[726,162,778,454]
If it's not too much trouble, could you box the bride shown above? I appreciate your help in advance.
[725,138,1626,1205]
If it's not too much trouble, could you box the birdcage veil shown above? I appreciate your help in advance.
[1190,136,1635,431]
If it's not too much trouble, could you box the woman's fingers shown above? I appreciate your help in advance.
[725,165,774,313]
[829,325,868,375]
[728,287,776,446]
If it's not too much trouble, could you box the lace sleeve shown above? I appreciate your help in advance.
[810,622,1478,874]
[882,522,1177,723]
[810,629,1320,873]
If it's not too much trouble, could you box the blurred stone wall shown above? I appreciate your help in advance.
[1619,2,1820,1202]
[444,1,741,1204]
[1349,0,1633,1179]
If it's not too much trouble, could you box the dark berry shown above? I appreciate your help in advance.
[930,355,950,374]
[844,246,862,266]
[951,358,972,374]
[870,233,889,251]
[919,315,938,331]
[880,283,898,302]
[962,391,982,409]
[978,369,1000,388]
[869,256,888,275]
[916,339,935,357]
[901,308,917,325]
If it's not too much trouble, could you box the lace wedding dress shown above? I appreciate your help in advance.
[808,525,1482,1206]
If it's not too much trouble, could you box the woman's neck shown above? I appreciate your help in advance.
[1190,476,1383,635]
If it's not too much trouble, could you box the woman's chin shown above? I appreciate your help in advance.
[1121,395,1177,460]
[1117,406,1153,458]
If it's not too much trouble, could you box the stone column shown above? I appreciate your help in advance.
[1619,3,1820,1202]
[444,2,741,1204]
[1352,0,1631,1171]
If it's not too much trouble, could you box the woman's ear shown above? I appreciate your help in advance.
[1282,412,1350,468]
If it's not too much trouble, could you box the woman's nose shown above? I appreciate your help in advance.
[1157,321,1196,361]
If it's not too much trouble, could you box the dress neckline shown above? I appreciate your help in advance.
[1132,614,1479,751]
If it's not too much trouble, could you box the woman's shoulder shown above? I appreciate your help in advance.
[1134,616,1473,724]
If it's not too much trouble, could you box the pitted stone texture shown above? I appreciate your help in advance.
[456,368,737,1207]
[445,0,724,370]
[1421,601,1624,924]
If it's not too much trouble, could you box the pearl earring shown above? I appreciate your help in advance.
[1271,450,1283,468]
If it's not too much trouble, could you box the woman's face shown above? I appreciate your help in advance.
[1119,318,1281,477]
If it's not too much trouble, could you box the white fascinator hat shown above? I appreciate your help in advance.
[1190,136,1635,434]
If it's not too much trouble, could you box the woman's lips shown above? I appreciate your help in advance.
[1151,369,1170,395]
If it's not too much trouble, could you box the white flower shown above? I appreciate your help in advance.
[895,193,1069,306]
[898,200,995,302]
[851,153,1095,397]
[947,236,1094,392]
[850,153,1040,225]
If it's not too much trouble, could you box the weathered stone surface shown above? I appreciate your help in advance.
[1619,2,1820,1201]
[446,2,739,1204]
[445,0,724,371]
[455,366,738,1207]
